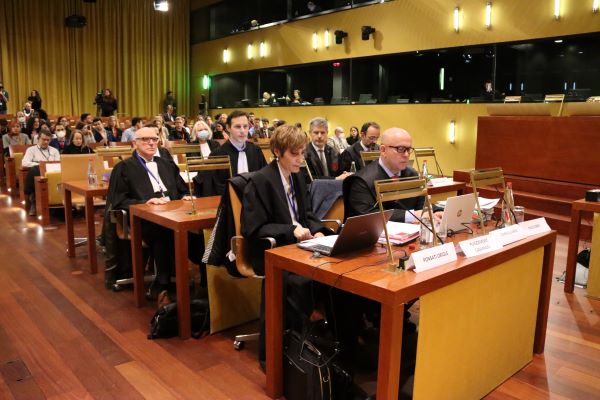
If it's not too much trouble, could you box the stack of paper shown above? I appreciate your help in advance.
[378,221,420,245]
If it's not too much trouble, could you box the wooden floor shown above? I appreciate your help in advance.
[0,190,598,400]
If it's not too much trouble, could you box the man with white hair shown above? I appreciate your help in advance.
[327,126,350,154]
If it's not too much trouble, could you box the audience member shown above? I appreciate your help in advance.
[16,111,27,129]
[212,121,228,140]
[0,83,8,115]
[346,125,359,145]
[76,113,94,129]
[106,115,122,142]
[338,121,380,173]
[80,124,96,146]
[49,124,68,152]
[152,116,170,146]
[23,102,34,118]
[92,118,109,145]
[163,104,176,123]
[121,117,143,142]
[25,116,41,142]
[28,90,42,110]
[162,90,177,113]
[168,116,190,142]
[328,126,350,154]
[62,130,94,154]
[22,130,60,215]
[3,120,31,155]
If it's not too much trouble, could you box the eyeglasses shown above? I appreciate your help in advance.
[386,145,414,154]
[136,137,159,143]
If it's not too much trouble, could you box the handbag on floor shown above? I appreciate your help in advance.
[148,298,210,339]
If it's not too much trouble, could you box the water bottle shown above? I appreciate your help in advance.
[421,160,430,183]
[420,216,433,247]
[87,160,97,187]
[350,161,357,173]
[501,182,515,226]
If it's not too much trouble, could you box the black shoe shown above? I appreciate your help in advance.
[259,360,266,373]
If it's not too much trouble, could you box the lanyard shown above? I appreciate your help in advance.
[286,176,299,222]
[38,146,50,161]
[135,152,167,196]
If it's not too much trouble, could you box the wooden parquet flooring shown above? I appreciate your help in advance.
[0,191,598,399]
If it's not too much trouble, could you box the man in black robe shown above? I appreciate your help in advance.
[211,110,267,195]
[338,121,381,173]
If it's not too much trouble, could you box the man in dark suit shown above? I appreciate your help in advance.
[338,121,381,173]
[211,110,267,195]
[303,117,352,182]
[344,127,433,223]
[162,104,176,123]
[108,127,202,296]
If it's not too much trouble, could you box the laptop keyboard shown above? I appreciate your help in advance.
[309,244,332,253]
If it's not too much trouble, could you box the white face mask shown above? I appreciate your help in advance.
[56,130,66,139]
[197,130,209,141]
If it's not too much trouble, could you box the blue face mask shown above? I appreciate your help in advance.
[197,130,209,141]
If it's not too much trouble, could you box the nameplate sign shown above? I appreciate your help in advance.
[488,225,527,246]
[459,235,503,258]
[519,217,551,237]
[429,177,452,187]
[410,243,457,273]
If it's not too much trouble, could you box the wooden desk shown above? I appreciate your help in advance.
[129,197,219,339]
[265,229,556,399]
[63,180,109,274]
[427,180,466,202]
[565,199,600,294]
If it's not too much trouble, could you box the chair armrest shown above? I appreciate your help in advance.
[230,235,276,278]
[320,219,342,233]
[109,209,129,239]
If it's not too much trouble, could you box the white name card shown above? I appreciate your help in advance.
[488,224,527,246]
[410,242,457,273]
[519,217,551,237]
[429,177,452,187]
[459,235,503,258]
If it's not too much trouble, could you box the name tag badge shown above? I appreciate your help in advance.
[429,177,452,187]
[409,242,457,273]
[488,224,527,246]
[459,235,503,258]
[518,217,551,237]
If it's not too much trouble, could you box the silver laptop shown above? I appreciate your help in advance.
[298,210,394,256]
[441,194,477,233]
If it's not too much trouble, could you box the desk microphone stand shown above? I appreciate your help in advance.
[184,157,198,215]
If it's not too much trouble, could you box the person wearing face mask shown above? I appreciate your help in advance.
[16,111,27,129]
[49,125,69,152]
[190,121,221,197]
[338,121,381,173]
[62,130,95,154]
[3,120,31,155]
[211,110,267,195]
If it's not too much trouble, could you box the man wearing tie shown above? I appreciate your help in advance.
[211,110,267,195]
[162,104,176,123]
[303,117,351,181]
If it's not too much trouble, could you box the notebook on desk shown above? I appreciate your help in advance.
[298,210,393,256]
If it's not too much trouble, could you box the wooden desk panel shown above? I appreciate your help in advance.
[265,229,556,399]
[129,196,219,339]
[476,116,600,186]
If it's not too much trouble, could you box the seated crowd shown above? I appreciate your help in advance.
[1,105,431,388]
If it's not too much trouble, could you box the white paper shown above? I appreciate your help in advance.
[300,235,339,247]
[519,217,551,237]
[488,224,527,246]
[409,242,457,273]
[477,197,500,210]
[385,221,420,235]
[429,177,452,187]
[459,235,503,258]
[179,171,198,183]
[45,163,61,173]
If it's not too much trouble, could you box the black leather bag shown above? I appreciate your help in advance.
[148,298,210,339]
[283,327,353,400]
[577,249,591,268]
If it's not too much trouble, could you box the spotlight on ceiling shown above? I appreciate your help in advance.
[334,30,348,44]
[153,0,169,12]
[361,26,375,41]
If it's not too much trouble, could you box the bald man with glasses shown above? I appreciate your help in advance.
[108,128,203,300]
[343,127,426,223]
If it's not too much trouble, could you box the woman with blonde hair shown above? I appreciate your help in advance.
[190,119,222,197]
[153,115,170,147]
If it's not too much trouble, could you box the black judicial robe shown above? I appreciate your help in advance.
[343,159,423,223]
[338,140,380,173]
[109,152,188,211]
[303,143,339,181]
[211,140,267,195]
[241,161,330,275]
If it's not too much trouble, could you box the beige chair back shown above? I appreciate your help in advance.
[544,94,565,116]
[504,96,522,103]
[360,150,380,167]
[469,167,506,229]
[413,147,444,176]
